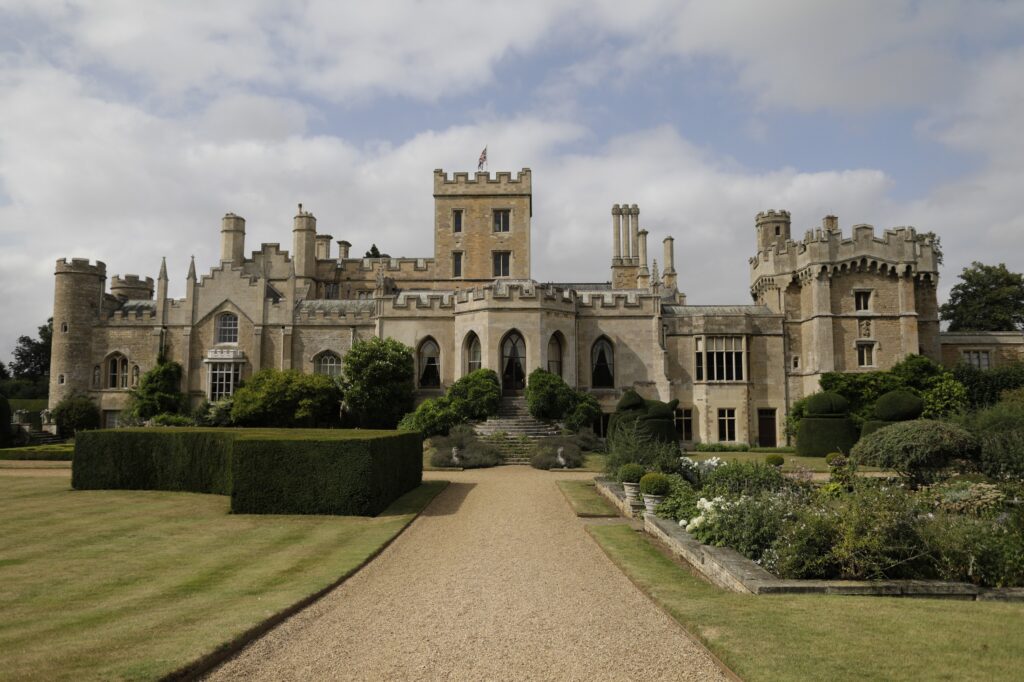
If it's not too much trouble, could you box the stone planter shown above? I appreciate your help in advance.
[642,494,665,514]
[622,482,640,505]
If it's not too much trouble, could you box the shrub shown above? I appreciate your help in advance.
[604,420,680,475]
[566,426,603,453]
[927,481,1005,516]
[921,514,1024,587]
[194,397,234,427]
[749,446,795,454]
[701,460,787,498]
[230,369,342,428]
[151,413,195,427]
[873,390,924,421]
[231,431,422,515]
[430,425,503,468]
[399,397,460,437]
[617,463,645,484]
[852,420,980,488]
[525,368,575,419]
[342,337,415,428]
[565,392,601,433]
[447,369,501,420]
[805,391,850,416]
[73,429,235,493]
[607,389,678,444]
[796,416,858,457]
[654,475,699,522]
[922,374,969,418]
[693,442,751,452]
[0,395,11,448]
[763,505,842,579]
[954,361,1024,409]
[824,452,843,466]
[639,472,671,496]
[764,454,785,467]
[974,430,1024,481]
[690,491,794,563]
[529,438,584,470]
[678,456,726,488]
[784,395,809,440]
[52,394,101,438]
[126,359,187,420]
[962,399,1024,435]
[860,420,894,438]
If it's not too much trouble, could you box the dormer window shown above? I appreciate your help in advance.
[216,313,238,344]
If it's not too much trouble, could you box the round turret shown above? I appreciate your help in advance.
[110,274,154,301]
[50,258,107,408]
[755,209,791,252]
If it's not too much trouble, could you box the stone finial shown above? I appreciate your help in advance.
[158,256,168,280]
[187,256,196,281]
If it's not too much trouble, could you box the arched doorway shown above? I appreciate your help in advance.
[501,331,526,394]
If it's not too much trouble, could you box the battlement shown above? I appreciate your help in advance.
[755,209,791,224]
[433,168,532,195]
[389,290,456,311]
[55,258,106,276]
[111,275,154,288]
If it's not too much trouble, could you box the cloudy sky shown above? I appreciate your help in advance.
[1,1,1023,364]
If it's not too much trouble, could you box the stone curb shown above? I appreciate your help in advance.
[595,479,1024,601]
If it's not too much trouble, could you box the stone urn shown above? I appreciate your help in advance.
[622,482,640,505]
[642,494,665,514]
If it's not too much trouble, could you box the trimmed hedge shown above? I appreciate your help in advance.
[73,430,234,494]
[231,432,422,516]
[805,391,850,416]
[873,390,924,421]
[796,417,859,457]
[608,389,678,444]
[860,420,895,438]
[72,428,423,516]
[0,444,74,460]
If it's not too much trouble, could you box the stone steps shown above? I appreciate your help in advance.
[27,431,64,446]
[474,397,563,466]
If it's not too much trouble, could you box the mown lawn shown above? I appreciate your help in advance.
[0,475,446,681]
[556,480,617,517]
[590,524,1024,681]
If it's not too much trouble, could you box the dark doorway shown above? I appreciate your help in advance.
[501,331,526,393]
[757,408,777,448]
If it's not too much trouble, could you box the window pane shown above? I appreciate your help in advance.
[453,210,462,233]
[217,313,238,344]
[453,252,462,278]
[493,209,510,232]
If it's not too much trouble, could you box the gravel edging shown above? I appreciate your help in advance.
[162,481,449,682]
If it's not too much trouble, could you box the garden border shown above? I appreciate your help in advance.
[594,478,1024,601]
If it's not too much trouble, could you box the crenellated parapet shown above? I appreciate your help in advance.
[389,290,455,311]
[295,299,377,321]
[452,280,575,312]
[110,274,155,301]
[750,218,940,295]
[55,257,106,277]
[433,168,531,195]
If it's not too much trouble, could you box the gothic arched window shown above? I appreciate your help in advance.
[418,338,441,388]
[314,351,342,377]
[106,353,128,389]
[591,337,614,388]
[464,332,482,374]
[547,333,563,377]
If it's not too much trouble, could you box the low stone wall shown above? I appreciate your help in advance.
[594,479,1024,601]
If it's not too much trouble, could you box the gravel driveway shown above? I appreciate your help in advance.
[208,466,727,681]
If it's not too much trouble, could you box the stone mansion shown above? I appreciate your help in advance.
[48,168,1023,445]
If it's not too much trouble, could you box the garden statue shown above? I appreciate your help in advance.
[556,446,566,468]
[451,446,461,466]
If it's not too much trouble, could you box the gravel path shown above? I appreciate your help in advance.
[209,467,727,681]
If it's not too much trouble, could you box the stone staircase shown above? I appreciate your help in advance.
[27,430,65,446]
[474,397,562,465]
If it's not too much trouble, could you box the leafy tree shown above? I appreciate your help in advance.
[230,369,343,427]
[11,318,52,379]
[52,393,101,438]
[0,360,9,381]
[341,337,414,428]
[126,359,187,420]
[398,369,501,436]
[363,244,391,259]
[917,231,943,265]
[940,262,1024,331]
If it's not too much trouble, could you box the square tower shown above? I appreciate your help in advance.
[433,169,532,282]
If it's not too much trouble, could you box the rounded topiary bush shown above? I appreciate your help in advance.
[639,472,671,496]
[805,391,850,417]
[851,419,981,488]
[618,463,645,483]
[765,454,785,467]
[796,417,858,457]
[874,390,924,422]
[52,394,101,438]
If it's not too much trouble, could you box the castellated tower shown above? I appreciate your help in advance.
[292,205,317,286]
[110,275,154,301]
[220,213,246,266]
[433,169,532,281]
[49,258,107,408]
[749,211,941,399]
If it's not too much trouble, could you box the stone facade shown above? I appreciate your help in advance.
[48,167,1021,442]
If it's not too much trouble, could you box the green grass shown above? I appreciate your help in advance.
[556,480,618,517]
[580,452,606,472]
[589,524,1024,681]
[688,451,883,473]
[0,443,74,460]
[0,475,446,681]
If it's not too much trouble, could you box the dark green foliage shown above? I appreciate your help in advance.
[940,261,1024,332]
[566,426,603,453]
[342,337,415,428]
[873,390,924,421]
[824,452,843,466]
[10,318,51,380]
[0,360,8,381]
[0,444,74,460]
[127,360,187,420]
[605,419,680,475]
[784,395,809,439]
[821,355,965,421]
[804,391,850,416]
[654,475,699,522]
[194,398,234,427]
[974,430,1024,481]
[447,369,501,420]
[73,430,235,494]
[702,461,787,498]
[529,438,584,470]
[0,395,10,447]
[52,394,100,438]
[860,420,895,438]
[852,420,980,487]
[230,432,422,515]
[694,442,751,452]
[763,506,842,579]
[74,428,423,516]
[564,392,601,433]
[749,446,795,454]
[429,425,502,468]
[639,472,671,496]
[796,417,858,457]
[955,362,1024,409]
[921,513,1024,587]
[764,454,785,467]
[692,491,795,563]
[399,398,461,437]
[617,463,645,483]
[151,413,195,426]
[230,369,342,428]
[526,368,575,419]
[607,389,678,444]
[0,377,48,398]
